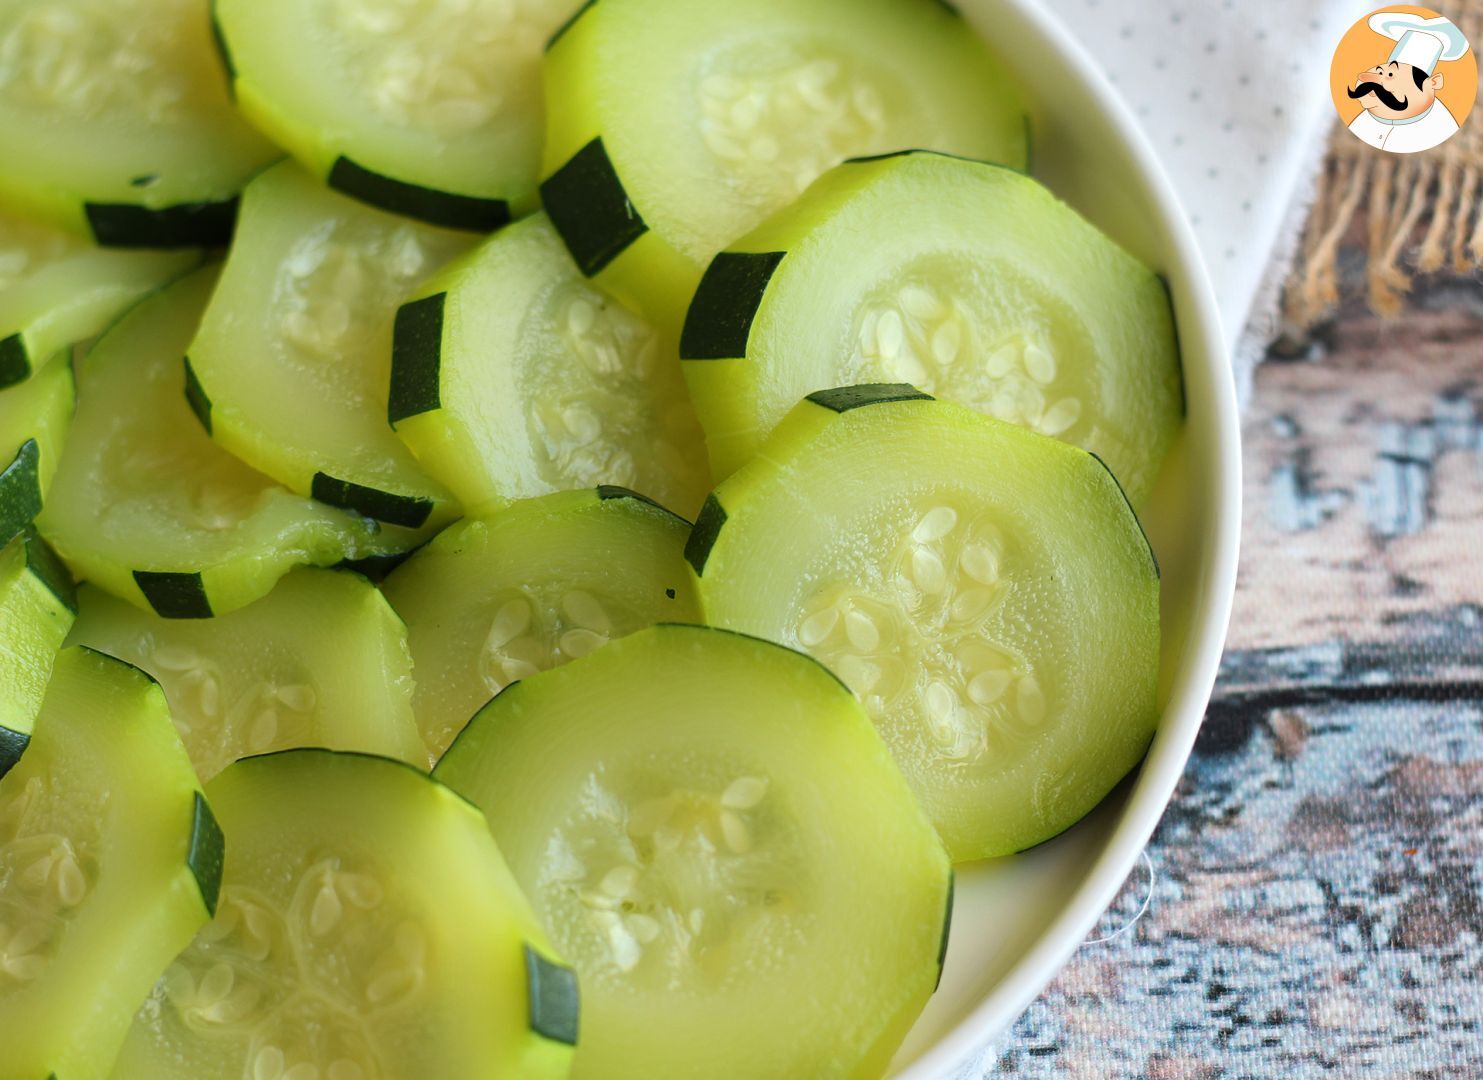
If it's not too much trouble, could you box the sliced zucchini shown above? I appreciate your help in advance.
[688,387,1161,861]
[0,529,76,775]
[541,0,1027,330]
[36,266,382,619]
[383,487,699,760]
[391,213,710,519]
[680,151,1183,498]
[0,352,74,548]
[435,623,951,1079]
[0,204,200,388]
[0,0,281,245]
[0,646,220,1078]
[212,0,583,229]
[114,748,578,1080]
[187,161,473,535]
[67,567,426,781]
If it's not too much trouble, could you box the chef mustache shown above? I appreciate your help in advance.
[1348,79,1410,111]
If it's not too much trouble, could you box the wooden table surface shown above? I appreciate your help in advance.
[988,262,1483,1076]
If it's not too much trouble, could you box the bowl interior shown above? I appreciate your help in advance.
[886,1,1242,1075]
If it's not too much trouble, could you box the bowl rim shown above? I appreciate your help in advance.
[894,2,1244,1075]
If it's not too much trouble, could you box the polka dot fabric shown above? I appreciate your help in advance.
[1039,0,1375,403]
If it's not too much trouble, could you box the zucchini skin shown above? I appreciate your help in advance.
[327,157,512,233]
[0,334,27,388]
[387,292,447,425]
[83,198,240,249]
[678,251,787,361]
[540,137,650,278]
[131,570,214,620]
[0,439,42,549]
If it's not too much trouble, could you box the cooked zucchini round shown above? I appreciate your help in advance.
[68,567,426,781]
[541,0,1028,330]
[688,387,1160,861]
[680,151,1183,500]
[187,161,473,539]
[0,0,280,245]
[435,623,952,1079]
[36,266,382,619]
[0,646,220,1078]
[0,529,75,774]
[0,204,199,388]
[383,487,699,760]
[0,352,74,549]
[391,213,710,519]
[212,0,583,228]
[113,748,578,1080]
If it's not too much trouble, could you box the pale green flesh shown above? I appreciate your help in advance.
[0,221,200,382]
[0,206,83,290]
[691,154,1182,500]
[0,647,210,1078]
[36,267,381,617]
[695,398,1160,861]
[114,749,574,1080]
[188,161,471,531]
[67,569,425,780]
[0,535,74,742]
[564,0,1026,266]
[0,0,279,231]
[0,350,73,509]
[216,0,579,203]
[397,214,711,519]
[436,624,950,1080]
[383,488,699,760]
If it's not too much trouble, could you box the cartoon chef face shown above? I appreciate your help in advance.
[1349,58,1443,120]
[1349,13,1469,121]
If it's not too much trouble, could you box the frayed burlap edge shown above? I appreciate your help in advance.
[1285,0,1483,328]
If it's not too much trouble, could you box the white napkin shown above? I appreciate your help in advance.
[1038,0,1375,404]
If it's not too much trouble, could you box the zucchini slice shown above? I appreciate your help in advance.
[187,161,473,536]
[114,749,578,1080]
[0,529,76,775]
[435,623,951,1079]
[0,0,280,245]
[36,266,382,619]
[391,214,710,519]
[67,567,426,781]
[212,0,583,229]
[0,352,74,548]
[680,151,1184,499]
[0,205,200,388]
[688,387,1160,861]
[541,0,1028,330]
[0,646,220,1078]
[383,487,699,760]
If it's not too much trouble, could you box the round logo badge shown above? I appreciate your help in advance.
[1331,6,1477,153]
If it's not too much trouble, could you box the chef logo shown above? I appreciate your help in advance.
[1331,6,1476,154]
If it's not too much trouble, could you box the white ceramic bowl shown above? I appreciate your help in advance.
[887,1,1243,1075]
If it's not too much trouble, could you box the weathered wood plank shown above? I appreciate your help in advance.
[1231,296,1483,652]
[982,270,1483,1077]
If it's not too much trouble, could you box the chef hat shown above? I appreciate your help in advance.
[1368,12,1471,75]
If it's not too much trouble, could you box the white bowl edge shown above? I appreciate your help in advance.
[887,1,1244,1076]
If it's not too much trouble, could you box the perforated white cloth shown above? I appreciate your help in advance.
[1037,0,1375,404]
